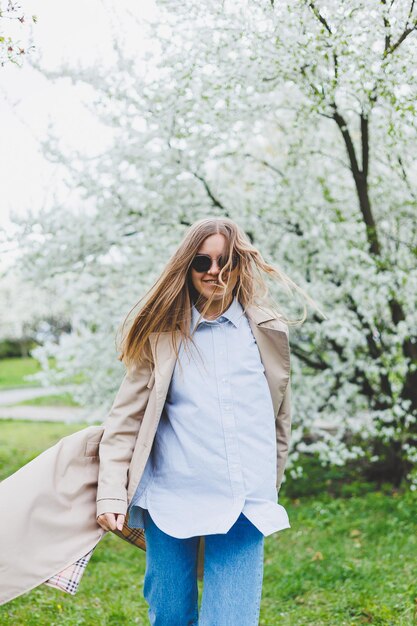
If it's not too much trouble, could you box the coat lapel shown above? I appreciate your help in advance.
[245,304,291,416]
[149,330,182,421]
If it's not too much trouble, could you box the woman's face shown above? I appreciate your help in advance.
[190,233,239,304]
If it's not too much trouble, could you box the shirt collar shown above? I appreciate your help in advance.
[191,297,244,330]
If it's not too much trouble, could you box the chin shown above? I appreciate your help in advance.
[208,290,228,301]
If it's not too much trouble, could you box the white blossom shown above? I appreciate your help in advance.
[10,0,417,483]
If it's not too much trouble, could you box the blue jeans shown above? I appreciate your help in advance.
[142,509,264,626]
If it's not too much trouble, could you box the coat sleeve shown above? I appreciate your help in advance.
[275,376,291,493]
[96,358,153,518]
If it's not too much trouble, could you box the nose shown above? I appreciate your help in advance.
[207,258,221,275]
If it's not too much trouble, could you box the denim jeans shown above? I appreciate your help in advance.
[142,509,264,626]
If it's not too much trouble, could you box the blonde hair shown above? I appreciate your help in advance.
[118,217,323,369]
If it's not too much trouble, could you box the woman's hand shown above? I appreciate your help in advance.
[97,512,125,532]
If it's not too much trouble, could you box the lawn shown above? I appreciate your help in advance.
[14,393,81,407]
[0,357,83,408]
[0,357,42,388]
[0,420,416,625]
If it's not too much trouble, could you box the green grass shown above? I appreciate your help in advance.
[0,420,88,478]
[14,393,80,407]
[0,357,87,390]
[1,420,416,625]
[0,357,42,388]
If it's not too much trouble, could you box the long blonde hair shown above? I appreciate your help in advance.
[118,217,322,369]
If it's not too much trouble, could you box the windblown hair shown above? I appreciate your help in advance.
[118,217,321,370]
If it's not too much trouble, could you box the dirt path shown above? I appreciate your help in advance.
[0,386,69,406]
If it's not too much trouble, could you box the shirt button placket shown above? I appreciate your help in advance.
[217,322,244,499]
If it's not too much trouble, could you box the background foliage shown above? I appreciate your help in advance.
[9,0,417,486]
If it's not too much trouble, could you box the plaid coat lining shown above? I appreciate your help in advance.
[43,514,146,595]
[44,548,95,595]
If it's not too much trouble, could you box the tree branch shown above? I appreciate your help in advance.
[305,0,338,82]
[290,344,329,370]
[305,0,332,34]
[380,0,392,52]
[243,153,285,177]
[331,105,381,256]
[383,0,417,56]
[361,114,369,178]
[191,171,228,212]
[397,155,417,201]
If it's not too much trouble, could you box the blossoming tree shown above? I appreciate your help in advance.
[13,0,417,485]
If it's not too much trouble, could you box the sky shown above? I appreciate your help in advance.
[0,0,158,245]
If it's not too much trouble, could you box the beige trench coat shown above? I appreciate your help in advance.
[0,304,291,606]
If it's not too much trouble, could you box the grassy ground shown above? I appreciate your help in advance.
[1,420,416,625]
[0,357,81,406]
[13,393,81,407]
[0,357,42,388]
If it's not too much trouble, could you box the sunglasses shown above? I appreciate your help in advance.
[191,253,239,273]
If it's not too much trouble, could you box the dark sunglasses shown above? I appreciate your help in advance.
[191,253,239,273]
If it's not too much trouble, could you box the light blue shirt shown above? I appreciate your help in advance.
[128,297,290,537]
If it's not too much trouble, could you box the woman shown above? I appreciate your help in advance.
[96,217,309,626]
